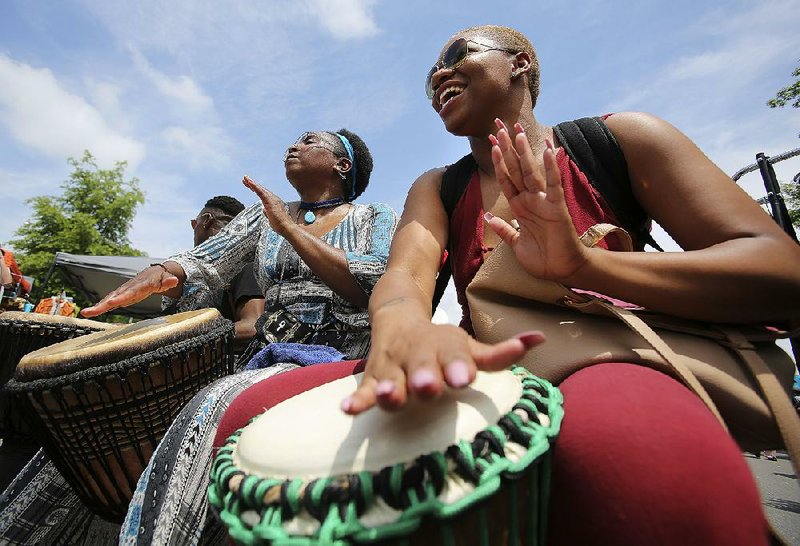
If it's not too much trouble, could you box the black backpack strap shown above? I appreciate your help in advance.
[432,154,477,311]
[553,117,663,251]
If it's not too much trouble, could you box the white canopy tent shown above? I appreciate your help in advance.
[47,252,166,319]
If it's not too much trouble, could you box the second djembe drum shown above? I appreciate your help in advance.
[5,308,234,522]
[0,311,118,441]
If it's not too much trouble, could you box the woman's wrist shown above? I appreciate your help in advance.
[370,296,430,324]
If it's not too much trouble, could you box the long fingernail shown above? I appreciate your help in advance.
[376,380,395,396]
[445,360,470,388]
[340,396,353,412]
[514,123,525,134]
[484,211,494,222]
[494,118,506,130]
[488,134,499,146]
[545,138,554,151]
[515,331,546,348]
[410,369,437,391]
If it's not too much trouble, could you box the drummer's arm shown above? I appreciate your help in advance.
[345,171,544,415]
[81,260,186,317]
[233,296,265,350]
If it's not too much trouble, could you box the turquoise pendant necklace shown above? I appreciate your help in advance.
[299,198,345,224]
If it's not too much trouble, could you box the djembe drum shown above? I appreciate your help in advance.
[5,308,234,522]
[209,366,563,545]
[0,311,118,441]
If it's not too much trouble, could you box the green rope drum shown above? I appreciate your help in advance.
[209,366,563,545]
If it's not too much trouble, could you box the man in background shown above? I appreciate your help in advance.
[164,196,264,352]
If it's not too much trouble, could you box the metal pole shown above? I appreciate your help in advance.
[755,153,798,242]
[33,256,58,304]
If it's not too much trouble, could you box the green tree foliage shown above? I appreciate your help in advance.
[10,151,145,302]
[782,181,800,229]
[767,63,800,109]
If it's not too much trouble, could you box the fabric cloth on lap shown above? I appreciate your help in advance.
[0,449,117,545]
[244,342,344,370]
[119,363,296,546]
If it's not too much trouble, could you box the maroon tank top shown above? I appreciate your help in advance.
[449,147,630,333]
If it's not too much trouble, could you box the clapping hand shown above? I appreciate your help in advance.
[243,175,293,235]
[485,119,589,283]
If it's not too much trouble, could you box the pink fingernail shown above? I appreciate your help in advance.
[376,380,395,396]
[545,138,554,151]
[340,396,353,412]
[445,360,470,388]
[488,134,499,146]
[484,211,494,222]
[515,123,525,134]
[515,331,546,348]
[410,369,437,390]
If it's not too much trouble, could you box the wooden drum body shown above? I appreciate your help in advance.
[0,311,117,441]
[5,308,234,522]
[209,366,563,545]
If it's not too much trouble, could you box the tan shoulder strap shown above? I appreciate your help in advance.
[720,328,800,474]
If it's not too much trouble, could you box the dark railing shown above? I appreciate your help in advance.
[733,149,799,362]
[732,148,799,243]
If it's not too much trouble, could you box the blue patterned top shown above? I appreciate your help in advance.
[168,202,397,358]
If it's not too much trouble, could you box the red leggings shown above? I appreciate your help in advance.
[214,361,768,546]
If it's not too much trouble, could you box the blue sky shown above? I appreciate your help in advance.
[1,0,799,323]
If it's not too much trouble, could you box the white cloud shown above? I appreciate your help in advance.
[130,50,213,112]
[0,54,146,169]
[161,126,233,169]
[303,0,380,40]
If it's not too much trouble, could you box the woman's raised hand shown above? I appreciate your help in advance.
[243,175,292,235]
[486,119,589,282]
[81,265,179,318]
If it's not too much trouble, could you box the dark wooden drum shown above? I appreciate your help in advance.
[0,311,118,441]
[5,308,234,522]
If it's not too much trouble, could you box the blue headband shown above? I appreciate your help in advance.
[334,132,356,201]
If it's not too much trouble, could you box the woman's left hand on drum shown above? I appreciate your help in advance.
[81,264,180,317]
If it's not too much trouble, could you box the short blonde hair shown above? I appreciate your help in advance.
[459,25,540,109]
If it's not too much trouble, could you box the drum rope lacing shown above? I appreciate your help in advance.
[208,366,564,545]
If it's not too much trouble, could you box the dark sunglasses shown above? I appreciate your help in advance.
[191,212,232,229]
[425,38,518,100]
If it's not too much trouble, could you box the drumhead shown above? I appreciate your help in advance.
[15,308,222,380]
[0,311,117,331]
[235,369,524,479]
[210,366,563,544]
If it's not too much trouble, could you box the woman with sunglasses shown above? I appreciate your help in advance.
[331,25,799,544]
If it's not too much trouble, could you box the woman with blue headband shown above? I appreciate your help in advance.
[41,129,397,545]
[84,128,396,362]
